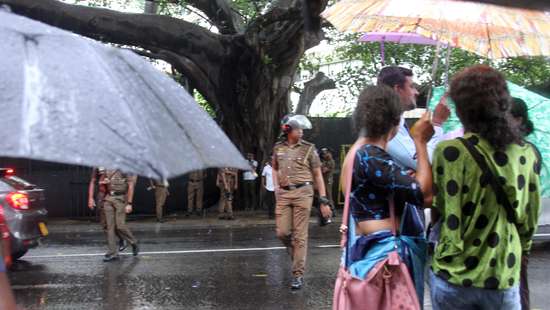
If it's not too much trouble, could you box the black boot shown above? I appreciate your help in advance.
[131,243,139,256]
[118,239,127,252]
[103,254,119,262]
[290,277,304,290]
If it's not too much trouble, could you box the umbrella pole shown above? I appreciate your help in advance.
[444,44,452,88]
[380,40,386,66]
[426,42,442,107]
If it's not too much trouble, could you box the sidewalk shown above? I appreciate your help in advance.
[46,210,335,233]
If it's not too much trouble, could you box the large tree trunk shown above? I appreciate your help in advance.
[2,0,327,162]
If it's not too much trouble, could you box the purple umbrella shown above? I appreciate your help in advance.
[359,32,440,45]
[359,32,443,66]
[359,31,454,103]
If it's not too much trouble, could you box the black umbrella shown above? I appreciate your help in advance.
[0,10,249,179]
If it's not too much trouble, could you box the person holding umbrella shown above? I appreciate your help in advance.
[377,66,450,170]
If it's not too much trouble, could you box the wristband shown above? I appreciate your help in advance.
[319,196,330,205]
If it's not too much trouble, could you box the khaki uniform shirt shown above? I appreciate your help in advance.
[321,157,336,184]
[217,168,237,190]
[272,139,321,187]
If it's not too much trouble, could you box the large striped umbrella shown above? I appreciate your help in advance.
[322,0,550,59]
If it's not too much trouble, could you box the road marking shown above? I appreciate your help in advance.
[25,245,343,259]
[24,234,550,260]
[25,246,287,259]
[12,284,91,290]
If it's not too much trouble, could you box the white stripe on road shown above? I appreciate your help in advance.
[23,234,550,259]
[11,284,91,290]
[25,245,342,259]
[26,246,286,259]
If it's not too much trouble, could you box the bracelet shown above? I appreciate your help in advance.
[319,196,330,205]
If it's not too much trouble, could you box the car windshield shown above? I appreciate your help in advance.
[1,176,36,190]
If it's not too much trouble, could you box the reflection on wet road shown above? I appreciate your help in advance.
[7,222,550,309]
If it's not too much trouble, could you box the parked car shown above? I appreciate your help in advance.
[0,169,48,261]
[0,208,11,268]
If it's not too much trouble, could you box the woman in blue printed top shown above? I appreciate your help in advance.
[340,85,434,303]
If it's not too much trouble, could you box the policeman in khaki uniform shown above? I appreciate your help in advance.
[217,168,238,220]
[148,179,169,222]
[186,170,205,217]
[100,169,139,262]
[272,114,332,290]
[320,148,336,205]
[88,167,126,252]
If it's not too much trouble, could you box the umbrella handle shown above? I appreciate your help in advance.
[427,42,442,106]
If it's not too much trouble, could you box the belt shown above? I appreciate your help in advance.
[281,182,312,191]
[109,191,126,196]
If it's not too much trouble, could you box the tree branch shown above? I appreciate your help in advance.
[0,0,228,64]
[1,0,229,111]
[127,47,219,110]
[295,72,335,115]
[186,0,244,34]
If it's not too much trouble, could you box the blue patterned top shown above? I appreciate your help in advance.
[351,145,424,222]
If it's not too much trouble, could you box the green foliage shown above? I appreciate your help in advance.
[230,0,270,22]
[193,90,216,117]
[321,31,550,104]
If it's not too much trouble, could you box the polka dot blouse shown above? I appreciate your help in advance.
[431,133,541,290]
[350,144,424,222]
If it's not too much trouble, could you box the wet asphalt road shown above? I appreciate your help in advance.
[7,219,550,310]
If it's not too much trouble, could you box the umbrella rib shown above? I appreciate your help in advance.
[115,52,210,166]
[99,119,163,178]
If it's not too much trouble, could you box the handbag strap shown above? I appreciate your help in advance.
[340,144,360,250]
[458,137,517,224]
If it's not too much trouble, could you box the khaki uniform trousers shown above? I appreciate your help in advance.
[275,185,314,277]
[97,192,123,240]
[218,189,234,216]
[323,178,334,204]
[103,195,137,256]
[187,181,203,213]
[155,187,169,220]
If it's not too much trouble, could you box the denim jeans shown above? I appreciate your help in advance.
[430,270,520,310]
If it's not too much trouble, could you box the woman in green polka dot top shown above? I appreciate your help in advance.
[429,65,541,310]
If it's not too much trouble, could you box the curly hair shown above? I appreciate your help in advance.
[511,97,535,137]
[353,85,403,139]
[450,65,521,150]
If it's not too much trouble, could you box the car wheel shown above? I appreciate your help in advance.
[11,249,28,261]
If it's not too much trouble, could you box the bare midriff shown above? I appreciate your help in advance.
[356,217,400,236]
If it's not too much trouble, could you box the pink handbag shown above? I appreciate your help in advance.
[332,144,420,310]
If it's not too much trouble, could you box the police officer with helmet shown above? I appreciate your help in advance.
[272,114,332,290]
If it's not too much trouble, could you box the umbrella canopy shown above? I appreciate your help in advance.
[0,10,249,180]
[428,83,550,198]
[322,0,550,58]
[359,32,440,45]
